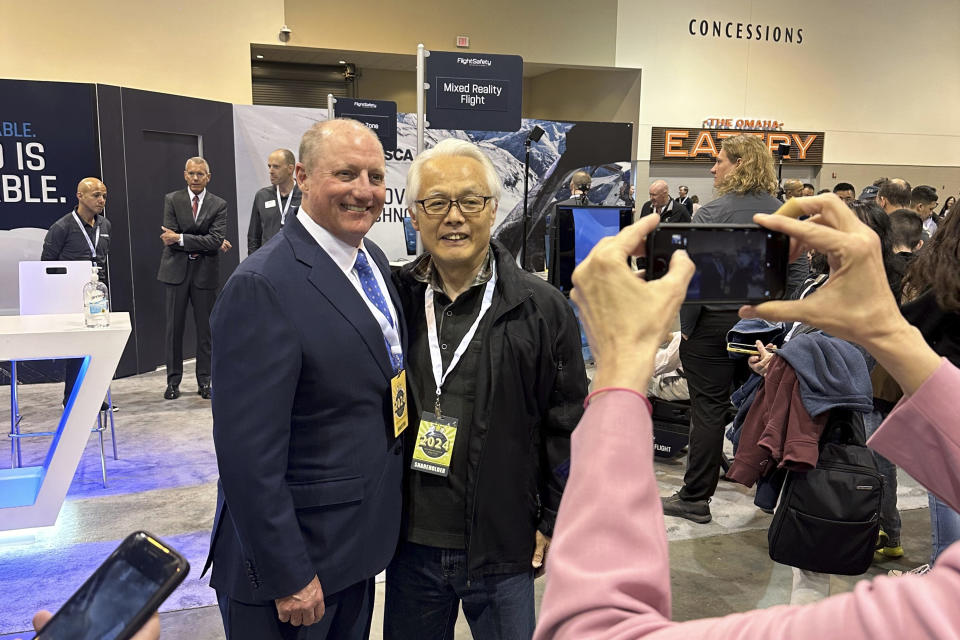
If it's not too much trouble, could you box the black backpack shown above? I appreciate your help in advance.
[767,409,883,575]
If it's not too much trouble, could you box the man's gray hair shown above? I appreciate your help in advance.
[185,156,210,173]
[406,139,502,211]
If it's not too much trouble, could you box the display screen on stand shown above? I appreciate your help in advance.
[548,206,633,295]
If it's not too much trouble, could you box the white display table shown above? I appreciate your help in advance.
[0,312,130,531]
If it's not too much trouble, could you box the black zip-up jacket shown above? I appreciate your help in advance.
[393,240,588,578]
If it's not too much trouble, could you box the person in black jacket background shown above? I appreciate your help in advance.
[386,138,587,640]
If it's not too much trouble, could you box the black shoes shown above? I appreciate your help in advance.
[164,383,209,399]
[661,492,712,524]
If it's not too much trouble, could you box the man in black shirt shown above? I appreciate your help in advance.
[41,177,111,406]
[639,180,691,222]
[247,148,301,254]
[388,139,587,639]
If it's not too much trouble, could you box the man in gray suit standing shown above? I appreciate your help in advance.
[157,156,227,401]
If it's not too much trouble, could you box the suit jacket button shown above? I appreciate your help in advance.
[394,444,402,455]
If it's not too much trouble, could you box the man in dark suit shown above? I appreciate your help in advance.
[675,184,693,213]
[204,119,406,639]
[157,157,227,400]
[639,180,691,222]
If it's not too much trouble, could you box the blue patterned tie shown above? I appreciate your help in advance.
[354,249,403,373]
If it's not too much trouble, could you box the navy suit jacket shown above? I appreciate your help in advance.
[204,215,406,603]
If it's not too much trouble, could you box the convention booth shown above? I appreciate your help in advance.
[1,73,632,380]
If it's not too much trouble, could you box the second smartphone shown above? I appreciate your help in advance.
[645,223,790,305]
[35,531,189,640]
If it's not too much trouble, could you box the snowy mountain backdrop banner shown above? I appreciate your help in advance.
[233,105,632,266]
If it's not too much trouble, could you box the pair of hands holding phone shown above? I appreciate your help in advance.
[572,194,941,398]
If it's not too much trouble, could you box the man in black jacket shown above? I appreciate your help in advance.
[386,139,587,639]
[639,180,691,222]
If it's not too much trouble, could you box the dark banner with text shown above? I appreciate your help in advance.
[651,126,825,165]
[0,79,101,230]
[426,51,523,132]
[333,97,397,151]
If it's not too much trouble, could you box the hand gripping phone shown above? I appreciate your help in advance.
[34,531,189,640]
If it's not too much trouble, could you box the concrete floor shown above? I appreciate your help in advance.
[1,362,935,639]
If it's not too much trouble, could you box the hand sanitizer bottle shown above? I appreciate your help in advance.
[83,265,110,328]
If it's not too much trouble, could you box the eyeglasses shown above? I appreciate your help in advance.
[416,195,493,217]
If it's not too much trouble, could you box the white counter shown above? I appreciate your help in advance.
[0,313,130,531]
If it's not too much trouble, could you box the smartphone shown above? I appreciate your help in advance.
[402,215,418,256]
[726,342,761,356]
[645,223,790,304]
[35,531,189,640]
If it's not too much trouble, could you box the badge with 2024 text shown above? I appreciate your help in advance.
[391,370,408,437]
[411,412,458,477]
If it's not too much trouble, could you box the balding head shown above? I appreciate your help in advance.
[877,178,912,213]
[648,180,670,208]
[783,179,803,199]
[299,118,383,174]
[76,177,107,218]
[77,177,105,196]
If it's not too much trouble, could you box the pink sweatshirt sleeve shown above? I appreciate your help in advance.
[868,358,960,514]
[535,369,960,640]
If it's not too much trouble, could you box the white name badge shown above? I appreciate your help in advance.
[264,200,276,208]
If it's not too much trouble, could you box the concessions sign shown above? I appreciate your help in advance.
[651,126,825,165]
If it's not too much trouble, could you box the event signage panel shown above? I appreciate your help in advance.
[650,126,825,165]
[333,98,398,151]
[687,19,804,46]
[426,51,523,132]
[0,79,100,230]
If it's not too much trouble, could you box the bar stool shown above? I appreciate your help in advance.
[8,364,118,487]
[8,360,24,468]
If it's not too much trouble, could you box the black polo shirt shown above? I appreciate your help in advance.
[41,210,111,281]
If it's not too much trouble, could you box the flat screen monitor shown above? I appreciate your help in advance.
[548,205,633,295]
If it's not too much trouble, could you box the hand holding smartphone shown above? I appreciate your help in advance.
[33,531,188,640]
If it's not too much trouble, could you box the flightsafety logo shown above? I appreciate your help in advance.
[457,57,493,67]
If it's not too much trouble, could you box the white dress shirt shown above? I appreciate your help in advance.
[179,188,207,246]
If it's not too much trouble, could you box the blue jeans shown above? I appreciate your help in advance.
[864,409,901,544]
[384,541,536,640]
[929,493,960,564]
